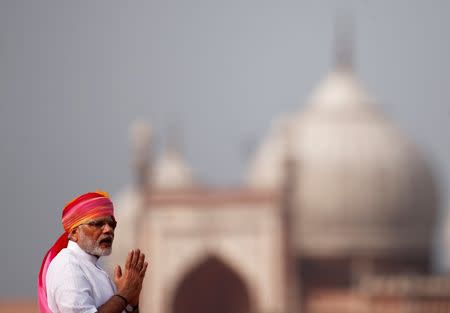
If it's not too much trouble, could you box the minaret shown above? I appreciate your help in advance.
[105,120,153,273]
[280,120,301,313]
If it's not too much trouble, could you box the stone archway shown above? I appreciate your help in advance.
[172,255,251,313]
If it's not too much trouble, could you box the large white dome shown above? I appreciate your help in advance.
[247,66,438,257]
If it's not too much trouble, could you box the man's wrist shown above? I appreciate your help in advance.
[125,303,139,312]
[114,294,128,307]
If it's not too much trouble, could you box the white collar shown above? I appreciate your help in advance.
[67,240,100,265]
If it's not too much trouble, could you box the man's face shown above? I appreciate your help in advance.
[75,216,116,257]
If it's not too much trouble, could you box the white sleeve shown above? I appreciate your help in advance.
[51,262,98,313]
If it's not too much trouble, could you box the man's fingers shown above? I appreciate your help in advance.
[114,265,122,279]
[137,253,145,270]
[125,250,133,270]
[131,249,140,267]
[140,262,149,277]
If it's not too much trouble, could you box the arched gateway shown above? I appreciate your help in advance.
[172,256,251,313]
[116,189,288,313]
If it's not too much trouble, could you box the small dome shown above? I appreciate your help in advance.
[152,146,195,190]
[246,67,438,257]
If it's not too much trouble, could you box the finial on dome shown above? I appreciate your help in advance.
[334,11,355,69]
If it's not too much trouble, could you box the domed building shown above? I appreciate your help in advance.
[252,64,437,255]
[246,59,440,311]
[108,35,447,313]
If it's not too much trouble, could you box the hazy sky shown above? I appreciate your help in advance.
[1,0,450,298]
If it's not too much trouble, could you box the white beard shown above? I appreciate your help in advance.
[78,231,112,257]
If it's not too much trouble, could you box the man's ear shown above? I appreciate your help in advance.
[69,227,79,242]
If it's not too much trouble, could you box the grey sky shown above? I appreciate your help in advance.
[1,0,450,298]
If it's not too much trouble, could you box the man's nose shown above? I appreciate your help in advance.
[102,223,114,234]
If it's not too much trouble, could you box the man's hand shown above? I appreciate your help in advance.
[114,249,149,306]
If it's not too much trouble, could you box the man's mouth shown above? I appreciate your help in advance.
[99,237,113,246]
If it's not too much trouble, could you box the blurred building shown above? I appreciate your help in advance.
[106,35,450,313]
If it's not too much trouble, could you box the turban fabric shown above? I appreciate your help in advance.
[37,191,114,313]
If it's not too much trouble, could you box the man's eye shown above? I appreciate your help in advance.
[85,220,116,229]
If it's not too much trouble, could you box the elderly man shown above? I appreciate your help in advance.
[38,191,148,313]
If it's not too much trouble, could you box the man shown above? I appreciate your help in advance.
[38,191,148,313]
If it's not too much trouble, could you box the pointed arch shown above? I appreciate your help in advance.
[171,255,251,313]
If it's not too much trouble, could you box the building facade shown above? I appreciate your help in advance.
[106,38,450,313]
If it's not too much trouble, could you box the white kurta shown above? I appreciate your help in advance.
[46,240,124,313]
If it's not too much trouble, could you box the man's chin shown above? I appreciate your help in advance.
[99,247,112,256]
[91,247,112,257]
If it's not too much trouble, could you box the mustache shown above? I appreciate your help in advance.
[98,235,114,244]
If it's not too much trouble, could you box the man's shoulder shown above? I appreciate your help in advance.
[47,247,81,276]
